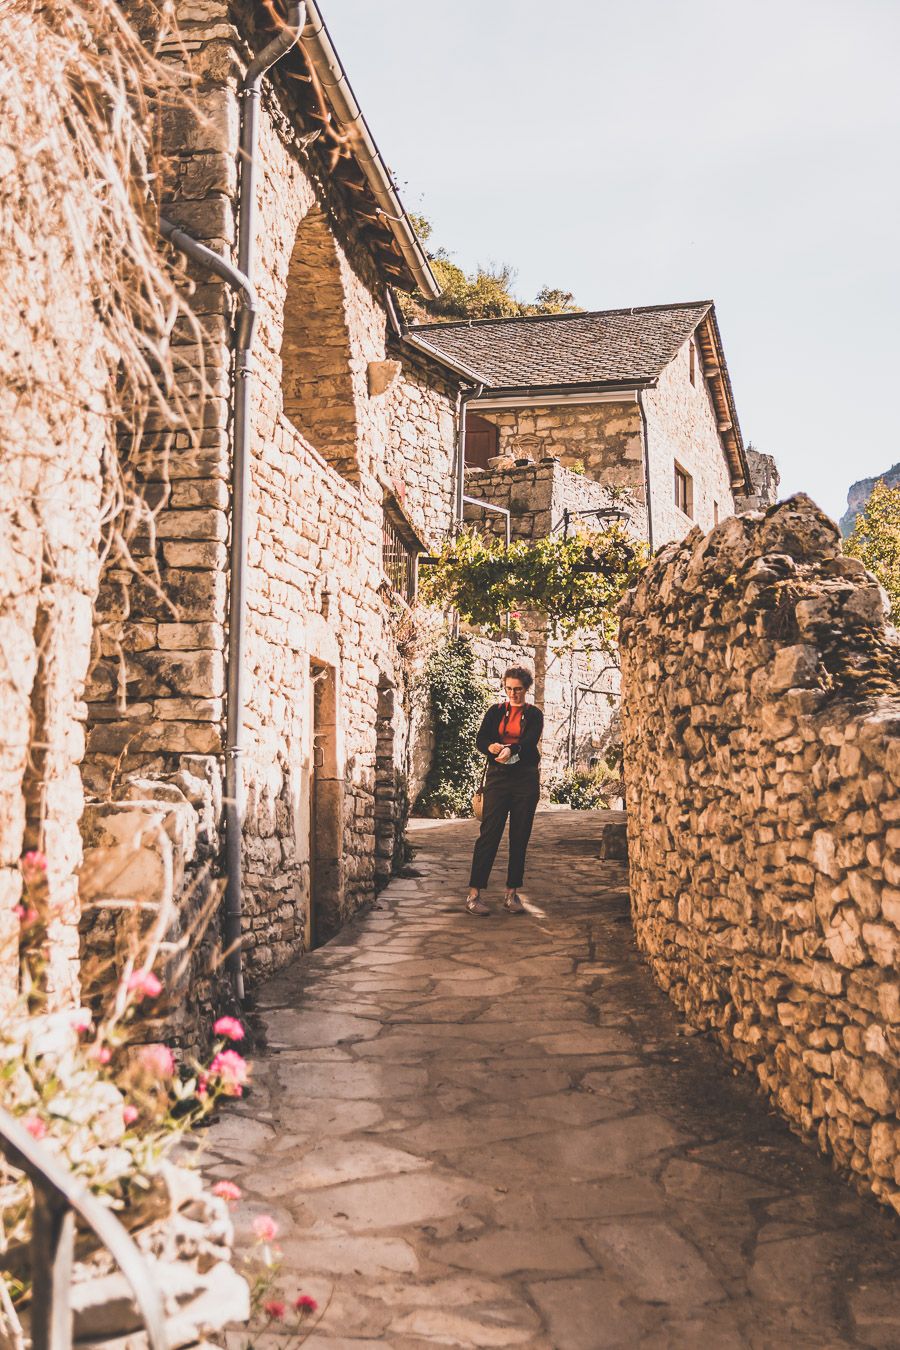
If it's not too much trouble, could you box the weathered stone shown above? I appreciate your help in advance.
[620,494,900,1213]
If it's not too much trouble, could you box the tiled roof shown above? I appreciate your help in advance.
[407,302,714,390]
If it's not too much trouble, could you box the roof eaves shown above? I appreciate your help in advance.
[401,330,487,384]
[694,305,749,493]
[298,3,440,299]
[474,377,656,400]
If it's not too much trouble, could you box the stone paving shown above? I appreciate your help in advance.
[205,810,900,1349]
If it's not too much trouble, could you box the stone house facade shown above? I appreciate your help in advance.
[462,461,623,777]
[78,0,467,1028]
[406,304,762,778]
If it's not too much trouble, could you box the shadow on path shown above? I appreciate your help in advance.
[206,810,900,1349]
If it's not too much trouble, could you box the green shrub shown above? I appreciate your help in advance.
[549,766,622,811]
[415,637,490,818]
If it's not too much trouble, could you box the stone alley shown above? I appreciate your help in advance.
[204,811,900,1349]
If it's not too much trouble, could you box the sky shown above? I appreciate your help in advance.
[323,0,900,523]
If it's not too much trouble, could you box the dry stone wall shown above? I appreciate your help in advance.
[620,495,900,1211]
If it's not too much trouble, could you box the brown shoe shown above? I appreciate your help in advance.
[465,895,490,916]
[503,893,525,914]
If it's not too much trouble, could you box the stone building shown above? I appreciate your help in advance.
[79,0,468,1027]
[406,303,761,775]
[1,0,774,1038]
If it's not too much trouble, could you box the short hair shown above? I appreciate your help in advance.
[503,665,533,691]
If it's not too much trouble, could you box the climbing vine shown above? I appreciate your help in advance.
[415,637,490,818]
[418,527,648,643]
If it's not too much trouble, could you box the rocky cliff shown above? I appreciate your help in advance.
[841,461,900,536]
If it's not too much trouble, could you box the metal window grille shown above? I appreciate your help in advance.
[382,511,417,601]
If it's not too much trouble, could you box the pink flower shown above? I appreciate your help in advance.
[21,851,47,875]
[70,1011,92,1033]
[213,1016,245,1042]
[294,1294,318,1314]
[127,970,162,1001]
[122,1104,139,1125]
[209,1049,249,1097]
[263,1300,286,1321]
[24,1115,47,1141]
[139,1044,175,1078]
[12,905,39,926]
[89,1043,112,1065]
[212,1180,241,1202]
[197,1074,209,1098]
[252,1214,278,1242]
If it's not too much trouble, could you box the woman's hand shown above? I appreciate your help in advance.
[488,742,503,755]
[495,746,512,763]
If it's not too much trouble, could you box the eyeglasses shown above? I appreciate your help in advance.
[505,685,525,694]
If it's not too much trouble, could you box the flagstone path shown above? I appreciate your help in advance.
[205,810,900,1349]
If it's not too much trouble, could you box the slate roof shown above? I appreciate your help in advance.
[407,302,714,390]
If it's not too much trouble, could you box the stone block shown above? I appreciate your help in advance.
[80,798,197,906]
[158,622,225,650]
[768,645,819,694]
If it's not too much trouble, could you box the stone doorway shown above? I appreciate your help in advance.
[307,661,341,948]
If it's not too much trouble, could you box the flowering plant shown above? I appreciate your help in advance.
[0,849,251,1305]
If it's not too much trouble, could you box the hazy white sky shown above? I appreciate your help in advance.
[323,0,900,522]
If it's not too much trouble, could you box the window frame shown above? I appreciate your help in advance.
[382,497,420,603]
[674,462,693,519]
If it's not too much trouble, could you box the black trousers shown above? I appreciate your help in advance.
[469,765,540,890]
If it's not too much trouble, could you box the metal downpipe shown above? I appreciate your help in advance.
[455,383,483,531]
[637,388,655,554]
[224,1,306,1001]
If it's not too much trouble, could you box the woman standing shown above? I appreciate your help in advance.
[465,666,544,916]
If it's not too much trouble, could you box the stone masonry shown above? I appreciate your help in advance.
[462,460,634,779]
[620,494,900,1212]
[82,0,462,1019]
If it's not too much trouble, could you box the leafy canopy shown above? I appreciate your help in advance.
[419,527,647,644]
[403,214,582,322]
[845,479,900,622]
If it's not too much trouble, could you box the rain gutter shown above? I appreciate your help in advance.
[637,390,655,554]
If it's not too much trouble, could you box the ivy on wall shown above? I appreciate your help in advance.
[418,527,648,644]
[415,637,490,818]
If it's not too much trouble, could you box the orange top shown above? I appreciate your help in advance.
[499,705,523,745]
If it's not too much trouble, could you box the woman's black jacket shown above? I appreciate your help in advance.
[475,703,544,767]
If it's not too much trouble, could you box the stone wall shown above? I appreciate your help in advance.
[620,495,900,1211]
[470,401,648,537]
[462,462,623,781]
[641,337,737,543]
[735,446,781,515]
[84,0,460,1002]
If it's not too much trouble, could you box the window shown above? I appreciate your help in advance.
[465,414,498,470]
[382,500,418,602]
[689,340,697,386]
[674,464,693,517]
